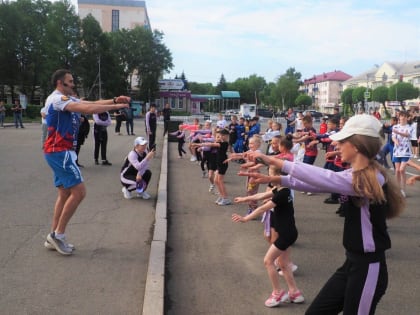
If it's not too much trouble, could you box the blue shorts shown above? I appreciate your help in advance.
[392,156,410,163]
[44,151,83,188]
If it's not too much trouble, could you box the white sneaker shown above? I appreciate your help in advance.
[217,198,232,206]
[190,156,197,162]
[278,263,298,276]
[141,191,151,199]
[215,196,222,204]
[306,192,313,196]
[209,184,215,193]
[122,187,132,199]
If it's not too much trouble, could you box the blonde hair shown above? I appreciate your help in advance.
[250,134,262,146]
[348,135,405,218]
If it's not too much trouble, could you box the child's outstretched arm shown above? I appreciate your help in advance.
[407,159,420,171]
[234,189,273,204]
[232,200,275,223]
[407,175,420,185]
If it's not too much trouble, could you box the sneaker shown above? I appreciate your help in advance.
[278,263,298,276]
[141,191,151,200]
[217,198,232,206]
[209,184,215,193]
[44,238,75,251]
[202,171,207,178]
[46,233,73,255]
[190,156,197,162]
[122,187,132,199]
[306,192,313,196]
[265,290,288,307]
[102,160,112,166]
[215,196,222,204]
[287,290,305,304]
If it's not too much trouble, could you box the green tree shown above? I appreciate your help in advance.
[189,82,215,95]
[295,94,312,109]
[352,86,371,111]
[273,67,302,111]
[388,82,419,110]
[372,86,390,117]
[215,74,228,95]
[260,82,277,110]
[76,14,105,99]
[0,3,20,99]
[341,88,354,116]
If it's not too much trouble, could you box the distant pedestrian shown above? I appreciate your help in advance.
[125,105,135,135]
[0,100,6,127]
[162,103,171,136]
[392,110,413,197]
[93,111,112,166]
[284,108,295,134]
[75,114,90,168]
[145,104,157,150]
[12,99,24,128]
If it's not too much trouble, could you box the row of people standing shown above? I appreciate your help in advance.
[0,99,25,128]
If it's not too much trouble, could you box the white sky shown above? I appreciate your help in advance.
[146,0,420,84]
[69,0,420,84]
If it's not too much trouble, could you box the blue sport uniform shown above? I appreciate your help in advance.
[43,91,83,188]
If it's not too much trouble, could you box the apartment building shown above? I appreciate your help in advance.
[343,61,420,90]
[78,0,151,32]
[301,70,352,113]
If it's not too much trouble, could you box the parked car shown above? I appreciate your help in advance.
[303,110,323,118]
[256,108,275,118]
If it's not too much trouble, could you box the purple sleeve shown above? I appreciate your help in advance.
[93,113,111,126]
[281,161,356,195]
[127,150,149,175]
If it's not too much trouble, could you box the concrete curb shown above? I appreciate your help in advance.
[142,135,168,315]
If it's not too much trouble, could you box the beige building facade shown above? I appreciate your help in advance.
[78,0,151,32]
[343,61,420,91]
[301,70,352,114]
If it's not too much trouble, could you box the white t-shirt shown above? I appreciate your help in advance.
[392,124,413,157]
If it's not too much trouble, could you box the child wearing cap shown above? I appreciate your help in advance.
[240,114,405,315]
[120,136,155,199]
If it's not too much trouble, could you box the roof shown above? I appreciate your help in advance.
[191,94,222,101]
[221,91,240,98]
[303,70,352,84]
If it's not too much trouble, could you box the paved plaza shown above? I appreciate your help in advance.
[0,119,419,315]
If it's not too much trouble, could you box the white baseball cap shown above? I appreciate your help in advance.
[329,114,382,141]
[134,137,148,146]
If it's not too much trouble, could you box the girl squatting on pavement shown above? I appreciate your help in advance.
[120,137,155,200]
[241,114,405,314]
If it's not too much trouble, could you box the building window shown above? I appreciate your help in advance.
[178,98,183,109]
[112,10,119,32]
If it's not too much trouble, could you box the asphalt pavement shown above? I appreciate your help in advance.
[0,119,419,315]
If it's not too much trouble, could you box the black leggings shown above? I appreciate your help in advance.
[94,127,108,161]
[306,256,388,315]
